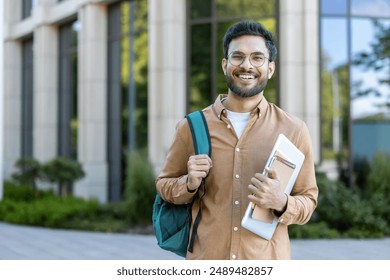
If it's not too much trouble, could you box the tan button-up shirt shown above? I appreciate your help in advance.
[156,95,318,260]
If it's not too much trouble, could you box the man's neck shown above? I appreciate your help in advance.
[223,92,264,113]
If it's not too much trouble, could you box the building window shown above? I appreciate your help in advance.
[188,0,278,112]
[21,38,34,158]
[58,20,79,159]
[22,0,36,19]
[107,0,148,201]
[320,0,390,184]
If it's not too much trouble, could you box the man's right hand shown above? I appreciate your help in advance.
[187,154,213,191]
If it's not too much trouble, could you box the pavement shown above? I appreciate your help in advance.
[0,222,389,260]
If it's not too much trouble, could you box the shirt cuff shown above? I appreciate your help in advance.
[175,175,197,203]
[274,195,296,225]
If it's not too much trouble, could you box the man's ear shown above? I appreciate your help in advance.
[222,58,227,75]
[268,61,276,79]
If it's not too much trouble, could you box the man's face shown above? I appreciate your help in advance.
[222,35,275,98]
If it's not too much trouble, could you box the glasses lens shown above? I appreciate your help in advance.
[228,52,245,66]
[228,52,266,67]
[250,53,266,67]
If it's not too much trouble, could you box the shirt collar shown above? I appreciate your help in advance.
[213,94,268,119]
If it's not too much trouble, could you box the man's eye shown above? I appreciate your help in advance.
[252,56,264,61]
[232,55,244,60]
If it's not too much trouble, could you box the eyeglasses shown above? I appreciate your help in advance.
[227,51,270,68]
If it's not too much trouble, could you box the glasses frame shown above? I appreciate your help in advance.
[227,51,270,68]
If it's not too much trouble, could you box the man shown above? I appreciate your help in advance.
[156,21,318,259]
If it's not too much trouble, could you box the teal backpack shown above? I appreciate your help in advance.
[152,110,211,257]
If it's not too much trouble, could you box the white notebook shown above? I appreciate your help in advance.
[241,134,305,240]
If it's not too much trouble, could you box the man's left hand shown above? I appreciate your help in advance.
[247,167,287,212]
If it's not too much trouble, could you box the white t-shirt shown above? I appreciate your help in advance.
[226,110,251,139]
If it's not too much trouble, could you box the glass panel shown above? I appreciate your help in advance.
[217,21,235,96]
[351,0,390,17]
[191,0,211,19]
[190,24,212,112]
[21,38,34,158]
[216,0,275,19]
[321,18,349,160]
[351,18,390,163]
[120,0,148,149]
[321,0,348,15]
[351,19,390,121]
[59,20,78,159]
[107,0,148,201]
[22,0,32,19]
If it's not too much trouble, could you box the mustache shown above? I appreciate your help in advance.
[232,69,258,76]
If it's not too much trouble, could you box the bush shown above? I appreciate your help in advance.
[314,170,388,238]
[289,221,340,239]
[0,181,131,232]
[11,157,42,189]
[365,152,390,234]
[123,149,156,226]
[41,157,85,197]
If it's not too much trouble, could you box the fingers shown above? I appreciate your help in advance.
[247,169,281,209]
[187,155,213,191]
[188,155,213,174]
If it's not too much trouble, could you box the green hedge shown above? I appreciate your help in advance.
[0,182,131,232]
[289,152,390,239]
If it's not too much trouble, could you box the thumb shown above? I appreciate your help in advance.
[265,167,279,180]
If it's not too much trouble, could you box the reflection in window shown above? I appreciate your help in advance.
[321,0,390,185]
[351,19,390,121]
[191,24,212,111]
[58,20,79,159]
[22,0,37,19]
[107,0,148,201]
[351,19,390,165]
[216,0,274,18]
[351,0,390,18]
[321,0,348,15]
[320,18,349,160]
[191,0,211,19]
[189,0,277,112]
[21,38,34,158]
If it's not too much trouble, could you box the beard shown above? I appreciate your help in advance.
[226,70,269,98]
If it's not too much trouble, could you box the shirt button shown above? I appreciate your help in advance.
[232,254,236,259]
[280,218,284,222]
[234,200,239,205]
[233,227,238,232]
[236,147,240,152]
[235,174,240,179]
[227,124,231,129]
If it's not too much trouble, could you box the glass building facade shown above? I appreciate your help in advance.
[320,0,390,183]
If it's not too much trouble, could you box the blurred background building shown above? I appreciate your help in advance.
[1,0,390,202]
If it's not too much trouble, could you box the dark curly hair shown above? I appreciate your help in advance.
[223,21,277,62]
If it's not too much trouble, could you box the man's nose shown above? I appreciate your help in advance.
[240,56,253,68]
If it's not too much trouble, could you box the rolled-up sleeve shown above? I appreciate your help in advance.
[276,123,318,225]
[156,119,197,205]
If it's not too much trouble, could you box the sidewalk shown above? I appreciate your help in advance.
[0,222,389,260]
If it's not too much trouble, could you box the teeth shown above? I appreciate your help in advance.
[239,75,255,79]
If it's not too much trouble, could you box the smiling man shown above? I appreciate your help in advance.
[156,21,318,260]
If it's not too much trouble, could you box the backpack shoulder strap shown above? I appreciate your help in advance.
[185,110,211,253]
[186,110,211,156]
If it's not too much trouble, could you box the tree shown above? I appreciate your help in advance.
[41,157,85,197]
[11,157,42,189]
[353,20,390,111]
